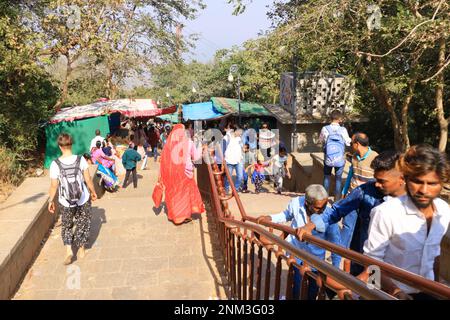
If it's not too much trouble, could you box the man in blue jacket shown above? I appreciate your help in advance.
[298,151,406,275]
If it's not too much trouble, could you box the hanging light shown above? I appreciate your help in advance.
[228,72,234,82]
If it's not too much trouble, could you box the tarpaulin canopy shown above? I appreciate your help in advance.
[182,101,228,121]
[211,97,271,116]
[49,99,177,124]
[157,112,180,123]
[44,115,110,168]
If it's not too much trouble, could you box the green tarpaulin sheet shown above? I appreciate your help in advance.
[157,112,179,123]
[44,115,110,169]
[211,97,271,116]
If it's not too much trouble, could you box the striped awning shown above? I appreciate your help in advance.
[49,99,176,124]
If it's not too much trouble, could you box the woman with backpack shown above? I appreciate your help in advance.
[48,133,98,265]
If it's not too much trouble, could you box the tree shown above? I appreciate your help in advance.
[263,0,449,152]
[0,2,58,180]
[26,0,205,109]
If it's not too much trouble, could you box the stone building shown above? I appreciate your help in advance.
[265,71,361,153]
[263,71,365,194]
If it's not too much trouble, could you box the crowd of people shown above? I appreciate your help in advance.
[218,120,290,195]
[46,110,449,301]
[256,109,450,300]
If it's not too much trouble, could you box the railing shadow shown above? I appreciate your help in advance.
[197,205,231,300]
[0,192,46,212]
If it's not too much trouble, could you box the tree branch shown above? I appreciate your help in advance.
[422,56,450,83]
[356,0,444,58]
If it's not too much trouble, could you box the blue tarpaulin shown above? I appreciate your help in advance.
[182,101,227,121]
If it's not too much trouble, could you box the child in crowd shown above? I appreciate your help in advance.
[246,151,269,194]
[269,147,291,194]
[121,144,141,189]
[240,143,252,193]
[102,140,112,157]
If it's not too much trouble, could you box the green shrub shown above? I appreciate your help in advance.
[0,146,24,185]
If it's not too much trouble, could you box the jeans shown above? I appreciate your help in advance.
[151,145,158,161]
[123,167,138,188]
[323,163,345,201]
[293,266,319,300]
[242,168,249,190]
[340,210,358,249]
[224,163,243,192]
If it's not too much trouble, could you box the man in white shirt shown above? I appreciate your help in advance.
[89,129,105,151]
[48,133,98,265]
[364,144,450,300]
[224,129,243,194]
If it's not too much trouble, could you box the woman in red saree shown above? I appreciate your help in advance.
[157,124,205,224]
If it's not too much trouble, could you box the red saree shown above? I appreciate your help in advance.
[157,124,205,224]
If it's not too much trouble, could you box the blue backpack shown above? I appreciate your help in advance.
[324,125,346,167]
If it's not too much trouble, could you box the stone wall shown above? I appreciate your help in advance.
[0,164,101,300]
[278,122,323,153]
[287,152,350,196]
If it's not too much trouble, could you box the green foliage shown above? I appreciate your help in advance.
[0,4,59,158]
[0,3,59,184]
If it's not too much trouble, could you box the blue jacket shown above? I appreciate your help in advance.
[242,129,258,150]
[321,181,386,253]
[271,196,341,269]
[121,148,142,170]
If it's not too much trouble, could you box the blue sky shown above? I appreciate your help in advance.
[183,0,273,63]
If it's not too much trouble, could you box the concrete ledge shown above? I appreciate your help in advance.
[0,165,102,300]
[0,177,54,300]
[290,152,350,194]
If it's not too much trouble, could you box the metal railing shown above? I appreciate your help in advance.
[197,148,450,300]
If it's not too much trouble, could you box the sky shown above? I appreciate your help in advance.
[183,0,273,63]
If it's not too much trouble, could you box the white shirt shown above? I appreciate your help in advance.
[50,155,90,207]
[224,135,243,165]
[363,195,450,294]
[272,154,288,168]
[319,123,351,146]
[90,135,105,150]
[259,129,275,149]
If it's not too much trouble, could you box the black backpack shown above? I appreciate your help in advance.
[55,156,84,206]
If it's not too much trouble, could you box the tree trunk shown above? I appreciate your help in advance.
[400,78,417,151]
[106,63,114,100]
[53,55,72,111]
[436,37,448,152]
[377,61,409,152]
[358,60,406,151]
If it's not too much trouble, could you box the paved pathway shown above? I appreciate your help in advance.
[13,156,306,300]
[14,161,227,300]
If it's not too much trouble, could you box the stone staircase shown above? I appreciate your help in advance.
[13,161,228,300]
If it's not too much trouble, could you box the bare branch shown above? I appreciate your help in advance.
[422,56,450,83]
[356,0,445,58]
